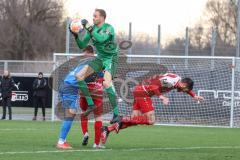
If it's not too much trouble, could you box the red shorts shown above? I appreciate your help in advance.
[132,96,154,113]
[80,97,103,116]
[79,83,103,116]
[132,85,155,113]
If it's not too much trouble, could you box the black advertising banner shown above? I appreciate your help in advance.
[0,76,52,108]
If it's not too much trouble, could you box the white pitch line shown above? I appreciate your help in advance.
[0,128,79,131]
[0,146,240,155]
[0,149,112,155]
[123,146,240,152]
[0,128,55,131]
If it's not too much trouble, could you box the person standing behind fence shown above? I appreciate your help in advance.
[0,70,15,120]
[32,72,47,121]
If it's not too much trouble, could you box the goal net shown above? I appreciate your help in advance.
[51,53,240,128]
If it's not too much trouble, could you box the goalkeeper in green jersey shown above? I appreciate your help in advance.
[70,9,120,123]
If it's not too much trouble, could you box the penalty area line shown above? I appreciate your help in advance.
[0,146,240,155]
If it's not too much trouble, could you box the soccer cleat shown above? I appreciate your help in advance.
[113,122,122,133]
[101,126,110,145]
[83,105,96,116]
[93,143,106,149]
[56,141,72,150]
[82,133,89,146]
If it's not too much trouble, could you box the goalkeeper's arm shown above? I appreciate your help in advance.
[75,32,91,49]
[69,23,91,49]
[91,26,114,43]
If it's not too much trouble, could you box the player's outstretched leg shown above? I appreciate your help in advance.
[76,65,96,116]
[101,113,155,144]
[103,71,120,123]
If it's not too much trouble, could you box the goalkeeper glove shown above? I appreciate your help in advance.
[69,26,78,39]
[81,19,93,33]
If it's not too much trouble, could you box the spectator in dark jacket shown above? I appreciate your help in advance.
[0,70,15,120]
[32,72,47,121]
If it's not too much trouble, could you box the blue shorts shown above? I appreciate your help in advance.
[59,83,79,109]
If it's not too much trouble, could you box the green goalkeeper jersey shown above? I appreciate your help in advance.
[76,23,119,60]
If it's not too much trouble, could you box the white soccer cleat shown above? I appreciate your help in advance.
[93,143,106,149]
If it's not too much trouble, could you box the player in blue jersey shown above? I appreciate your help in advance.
[56,46,103,149]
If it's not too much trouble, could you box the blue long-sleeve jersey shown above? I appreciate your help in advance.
[64,60,103,87]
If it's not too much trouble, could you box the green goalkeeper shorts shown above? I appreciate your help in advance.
[88,55,118,77]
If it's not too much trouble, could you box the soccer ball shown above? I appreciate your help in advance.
[70,18,82,33]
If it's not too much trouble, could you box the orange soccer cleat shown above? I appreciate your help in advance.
[56,141,72,149]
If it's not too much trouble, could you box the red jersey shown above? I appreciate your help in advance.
[133,73,195,97]
[79,78,103,115]
[80,78,103,99]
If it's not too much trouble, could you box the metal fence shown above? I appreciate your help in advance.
[0,60,54,77]
[65,20,237,57]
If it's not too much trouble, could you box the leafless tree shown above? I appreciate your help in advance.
[0,0,65,60]
[205,0,236,45]
[164,0,236,56]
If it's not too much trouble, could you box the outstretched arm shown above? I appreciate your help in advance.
[159,95,169,105]
[187,90,204,102]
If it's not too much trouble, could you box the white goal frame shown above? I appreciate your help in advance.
[51,53,240,128]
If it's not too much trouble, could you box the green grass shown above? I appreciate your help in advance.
[0,121,240,160]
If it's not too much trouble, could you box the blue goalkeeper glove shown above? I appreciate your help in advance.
[81,19,93,33]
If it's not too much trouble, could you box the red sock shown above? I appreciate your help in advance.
[122,116,150,125]
[120,116,133,129]
[107,117,132,133]
[94,121,102,145]
[120,123,133,129]
[80,114,88,135]
[131,116,150,125]
[107,123,117,132]
[107,116,150,133]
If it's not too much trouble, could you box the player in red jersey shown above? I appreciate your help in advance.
[79,75,105,149]
[78,45,105,149]
[101,73,204,144]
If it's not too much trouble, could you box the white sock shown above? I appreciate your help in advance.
[84,132,89,137]
[58,139,65,144]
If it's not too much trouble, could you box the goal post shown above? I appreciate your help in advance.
[51,53,240,128]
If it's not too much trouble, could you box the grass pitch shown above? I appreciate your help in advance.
[0,121,240,160]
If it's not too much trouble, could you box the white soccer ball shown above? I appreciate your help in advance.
[70,18,82,33]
